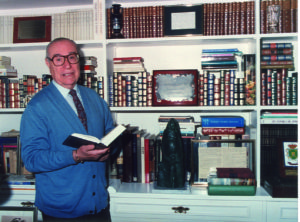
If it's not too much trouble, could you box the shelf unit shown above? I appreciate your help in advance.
[0,0,298,221]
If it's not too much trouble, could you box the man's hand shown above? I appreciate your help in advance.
[73,145,110,163]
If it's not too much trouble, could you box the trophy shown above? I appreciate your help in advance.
[110,4,124,38]
[267,5,281,33]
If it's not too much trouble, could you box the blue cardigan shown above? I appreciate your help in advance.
[20,82,115,218]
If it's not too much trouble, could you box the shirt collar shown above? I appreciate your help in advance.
[52,80,79,99]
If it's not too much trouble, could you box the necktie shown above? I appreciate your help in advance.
[69,89,88,131]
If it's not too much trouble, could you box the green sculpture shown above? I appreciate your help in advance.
[157,118,185,189]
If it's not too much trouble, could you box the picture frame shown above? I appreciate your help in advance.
[190,139,255,186]
[152,69,198,106]
[278,138,298,179]
[164,5,203,36]
[0,206,38,222]
[13,16,52,43]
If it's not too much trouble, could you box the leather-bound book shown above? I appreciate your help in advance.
[232,2,236,35]
[123,8,129,39]
[220,3,225,35]
[203,4,207,35]
[128,7,134,38]
[235,1,241,35]
[158,6,164,37]
[246,1,252,34]
[291,0,297,32]
[250,1,255,34]
[212,3,217,36]
[240,1,246,34]
[224,3,229,35]
[260,0,267,34]
[215,3,220,35]
[208,3,213,36]
[282,0,291,33]
[228,2,233,35]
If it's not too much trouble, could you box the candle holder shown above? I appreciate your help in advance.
[110,4,124,39]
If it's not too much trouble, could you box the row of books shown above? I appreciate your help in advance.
[200,48,242,70]
[260,42,295,69]
[207,167,256,196]
[0,135,31,176]
[260,0,298,34]
[203,1,255,36]
[261,69,297,106]
[0,0,103,44]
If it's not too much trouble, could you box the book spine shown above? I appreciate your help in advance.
[261,48,293,55]
[132,132,138,182]
[201,117,244,127]
[261,55,293,61]
[146,73,152,107]
[281,68,287,105]
[262,43,293,49]
[208,185,256,196]
[271,70,277,105]
[144,137,150,183]
[209,178,256,186]
[202,127,245,135]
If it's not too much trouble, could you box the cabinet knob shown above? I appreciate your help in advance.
[21,201,34,207]
[172,206,190,214]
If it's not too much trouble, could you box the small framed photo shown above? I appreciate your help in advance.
[152,69,198,106]
[164,5,203,36]
[13,16,52,43]
[0,206,38,222]
[278,139,298,178]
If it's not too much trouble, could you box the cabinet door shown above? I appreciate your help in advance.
[266,201,298,222]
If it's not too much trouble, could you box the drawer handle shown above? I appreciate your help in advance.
[172,206,190,214]
[21,201,34,207]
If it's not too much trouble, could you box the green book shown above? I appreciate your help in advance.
[207,185,256,196]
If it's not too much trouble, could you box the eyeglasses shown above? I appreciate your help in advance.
[47,53,80,66]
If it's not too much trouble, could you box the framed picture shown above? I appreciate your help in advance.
[190,139,255,186]
[164,5,203,36]
[278,138,298,178]
[152,70,198,106]
[0,206,38,222]
[13,16,51,43]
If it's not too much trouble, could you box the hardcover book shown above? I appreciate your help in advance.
[207,185,256,196]
[201,116,244,127]
[63,124,126,149]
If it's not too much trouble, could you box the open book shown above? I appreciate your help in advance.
[63,124,126,149]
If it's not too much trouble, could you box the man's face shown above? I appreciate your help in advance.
[45,40,80,89]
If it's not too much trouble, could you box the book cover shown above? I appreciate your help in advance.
[217,168,255,179]
[207,185,256,196]
[121,126,139,183]
[63,124,126,149]
[201,116,244,127]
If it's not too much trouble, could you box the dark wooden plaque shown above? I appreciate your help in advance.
[13,16,51,43]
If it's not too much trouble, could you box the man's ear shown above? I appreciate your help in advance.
[45,58,50,68]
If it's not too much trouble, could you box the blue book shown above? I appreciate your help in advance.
[201,116,245,127]
[202,48,239,53]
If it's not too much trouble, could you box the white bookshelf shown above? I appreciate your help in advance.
[0,0,298,221]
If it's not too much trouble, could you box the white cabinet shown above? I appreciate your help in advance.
[266,200,298,222]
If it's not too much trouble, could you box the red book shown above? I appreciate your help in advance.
[260,0,267,34]
[144,134,151,183]
[202,127,245,135]
[217,168,255,179]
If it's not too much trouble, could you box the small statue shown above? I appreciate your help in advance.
[157,118,185,189]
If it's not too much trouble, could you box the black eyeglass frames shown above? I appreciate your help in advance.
[47,53,80,66]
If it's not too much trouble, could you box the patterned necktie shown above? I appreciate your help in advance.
[69,89,88,131]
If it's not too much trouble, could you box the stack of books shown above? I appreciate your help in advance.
[260,43,294,69]
[0,56,17,78]
[201,48,242,70]
[201,116,245,146]
[207,167,256,195]
[79,56,104,99]
[260,111,298,124]
[113,57,146,73]
[158,115,196,138]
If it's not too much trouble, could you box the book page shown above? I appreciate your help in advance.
[71,133,100,143]
[100,124,126,146]
[198,147,247,179]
